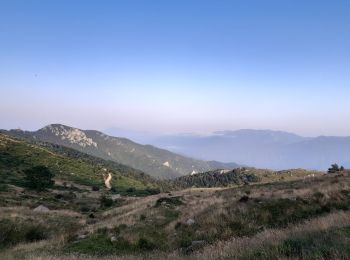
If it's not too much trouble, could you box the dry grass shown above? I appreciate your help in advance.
[5,211,349,260]
[1,172,349,260]
[191,211,350,259]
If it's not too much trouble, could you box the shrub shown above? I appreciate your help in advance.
[0,219,47,248]
[24,166,55,191]
[239,195,249,203]
[145,188,161,195]
[155,196,183,207]
[126,187,136,193]
[100,195,113,208]
[137,237,155,250]
[92,186,100,191]
[328,163,345,173]
[0,184,8,192]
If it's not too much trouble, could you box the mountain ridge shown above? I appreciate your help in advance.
[1,124,239,179]
[150,129,350,170]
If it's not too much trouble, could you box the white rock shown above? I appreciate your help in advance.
[77,234,87,240]
[111,194,121,200]
[163,161,170,167]
[186,218,195,225]
[33,205,50,213]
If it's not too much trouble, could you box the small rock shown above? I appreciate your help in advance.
[185,240,207,254]
[33,205,50,213]
[77,234,87,240]
[111,194,121,200]
[186,218,195,225]
[191,240,207,247]
[110,236,117,242]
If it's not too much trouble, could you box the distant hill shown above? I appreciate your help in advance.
[150,129,350,170]
[173,167,323,188]
[2,124,239,179]
[0,133,165,192]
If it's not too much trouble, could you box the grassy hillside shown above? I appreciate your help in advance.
[0,133,167,192]
[1,158,349,259]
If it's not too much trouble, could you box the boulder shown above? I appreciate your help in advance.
[186,218,195,225]
[185,240,207,254]
[33,205,50,213]
[77,234,87,240]
[111,194,121,200]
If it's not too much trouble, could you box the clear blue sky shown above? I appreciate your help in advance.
[1,0,350,136]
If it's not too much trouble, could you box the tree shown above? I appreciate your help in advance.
[327,163,345,174]
[24,166,55,191]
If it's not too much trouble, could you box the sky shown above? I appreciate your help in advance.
[1,0,350,137]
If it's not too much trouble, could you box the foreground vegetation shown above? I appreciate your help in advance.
[1,133,349,259]
[1,169,349,259]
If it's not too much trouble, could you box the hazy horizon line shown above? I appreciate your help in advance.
[2,122,350,139]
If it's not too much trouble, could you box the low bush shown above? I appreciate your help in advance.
[100,195,114,208]
[0,218,48,248]
[241,227,350,259]
[92,186,100,191]
[155,196,183,207]
[137,237,155,250]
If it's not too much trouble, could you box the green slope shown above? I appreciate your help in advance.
[0,133,166,191]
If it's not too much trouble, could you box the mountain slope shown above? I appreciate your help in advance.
[0,133,164,191]
[150,129,350,170]
[2,124,239,179]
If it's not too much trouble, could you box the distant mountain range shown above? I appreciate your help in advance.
[150,129,350,170]
[1,124,239,179]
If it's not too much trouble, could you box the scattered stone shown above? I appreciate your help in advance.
[33,205,50,212]
[110,236,117,242]
[185,240,207,254]
[191,240,207,247]
[111,194,121,200]
[186,218,195,225]
[77,234,87,240]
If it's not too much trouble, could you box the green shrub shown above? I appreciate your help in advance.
[100,195,113,208]
[0,184,8,192]
[0,219,47,248]
[155,196,183,207]
[241,227,350,259]
[137,237,155,250]
[24,165,55,191]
